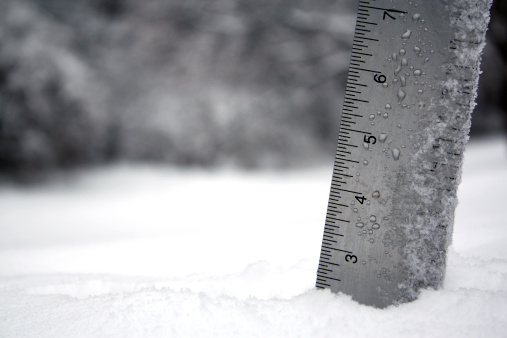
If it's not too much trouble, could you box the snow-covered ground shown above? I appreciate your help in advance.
[1,137,506,337]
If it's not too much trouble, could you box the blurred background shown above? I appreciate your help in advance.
[0,0,505,181]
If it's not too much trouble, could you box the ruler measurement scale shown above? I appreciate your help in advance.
[318,3,406,293]
[316,0,491,307]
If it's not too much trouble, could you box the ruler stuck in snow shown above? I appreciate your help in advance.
[316,0,491,307]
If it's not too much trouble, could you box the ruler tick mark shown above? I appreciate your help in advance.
[326,216,350,223]
[345,98,369,103]
[352,51,373,57]
[324,231,344,237]
[318,268,334,273]
[356,20,377,26]
[331,187,362,195]
[322,246,352,254]
[358,5,407,14]
[355,37,379,42]
[340,127,371,135]
[349,66,380,74]
[318,275,342,282]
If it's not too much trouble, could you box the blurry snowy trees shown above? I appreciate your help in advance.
[475,0,507,134]
[0,0,357,179]
[0,0,505,180]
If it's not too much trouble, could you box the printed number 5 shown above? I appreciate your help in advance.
[345,255,358,264]
[364,135,376,144]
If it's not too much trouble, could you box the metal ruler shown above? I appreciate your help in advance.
[316,0,491,307]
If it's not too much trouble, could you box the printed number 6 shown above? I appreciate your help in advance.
[345,254,358,264]
[373,74,386,83]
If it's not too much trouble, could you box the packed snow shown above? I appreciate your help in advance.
[1,137,507,337]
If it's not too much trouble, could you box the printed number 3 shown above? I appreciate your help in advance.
[345,254,358,264]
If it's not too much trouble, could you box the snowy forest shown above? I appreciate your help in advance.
[0,0,505,181]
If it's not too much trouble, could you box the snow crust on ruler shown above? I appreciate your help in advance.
[318,0,492,307]
[390,0,493,304]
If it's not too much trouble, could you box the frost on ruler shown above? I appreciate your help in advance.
[385,0,493,304]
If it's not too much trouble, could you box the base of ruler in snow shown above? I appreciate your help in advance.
[316,0,492,307]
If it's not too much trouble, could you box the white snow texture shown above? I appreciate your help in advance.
[0,137,507,337]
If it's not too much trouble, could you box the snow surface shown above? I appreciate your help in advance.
[1,137,507,337]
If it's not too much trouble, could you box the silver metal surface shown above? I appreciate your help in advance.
[316,0,491,307]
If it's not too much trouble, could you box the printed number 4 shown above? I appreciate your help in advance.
[355,196,367,204]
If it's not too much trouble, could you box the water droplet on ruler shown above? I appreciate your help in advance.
[362,260,366,265]
[372,190,380,198]
[372,223,380,229]
[379,133,388,143]
[394,65,402,76]
[369,114,375,120]
[369,239,375,243]
[414,69,422,76]
[363,160,369,165]
[385,104,391,109]
[401,29,412,40]
[412,13,421,22]
[392,148,401,160]
[370,215,377,222]
[400,76,406,87]
[355,222,365,228]
[399,48,406,56]
[397,89,406,102]
[401,58,408,66]
[414,46,421,53]
[363,142,369,150]
[383,113,388,119]
[353,208,358,213]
